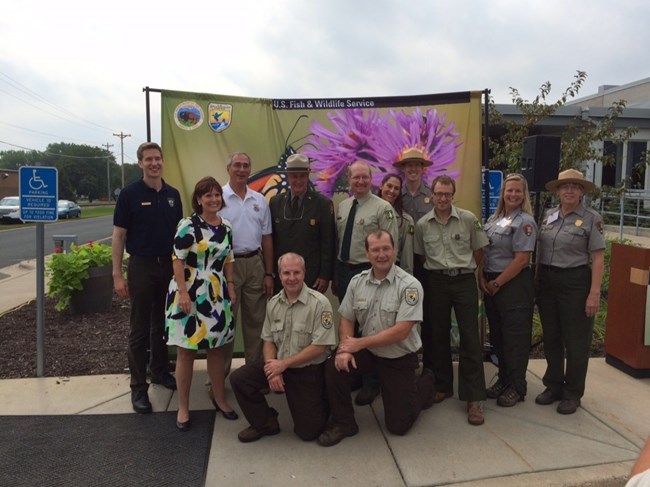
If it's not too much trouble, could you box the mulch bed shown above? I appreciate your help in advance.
[0,294,131,379]
[0,294,604,379]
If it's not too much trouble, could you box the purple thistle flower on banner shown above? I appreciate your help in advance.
[304,109,386,196]
[372,107,461,186]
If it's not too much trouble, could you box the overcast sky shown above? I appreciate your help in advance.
[1,0,648,163]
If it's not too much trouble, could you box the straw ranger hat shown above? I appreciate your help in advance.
[393,148,433,169]
[282,154,310,173]
[545,168,596,192]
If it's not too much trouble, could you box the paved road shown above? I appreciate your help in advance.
[0,215,113,268]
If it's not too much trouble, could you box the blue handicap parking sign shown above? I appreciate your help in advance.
[19,166,58,222]
[482,170,503,218]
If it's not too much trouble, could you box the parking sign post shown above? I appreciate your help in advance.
[19,166,58,377]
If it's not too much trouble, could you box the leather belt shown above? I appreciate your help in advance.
[429,268,474,277]
[540,264,587,272]
[131,254,170,264]
[234,250,259,259]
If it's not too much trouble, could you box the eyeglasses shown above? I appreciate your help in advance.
[432,192,453,199]
[231,163,251,170]
[350,175,371,182]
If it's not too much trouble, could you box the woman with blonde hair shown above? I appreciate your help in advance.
[479,173,537,407]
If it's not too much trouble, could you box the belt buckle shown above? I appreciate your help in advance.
[447,268,459,277]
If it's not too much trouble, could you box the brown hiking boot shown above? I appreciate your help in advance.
[467,401,484,426]
[486,379,506,399]
[317,424,359,447]
[237,410,280,443]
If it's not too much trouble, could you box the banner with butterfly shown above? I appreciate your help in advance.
[161,89,483,216]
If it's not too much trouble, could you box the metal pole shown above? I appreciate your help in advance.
[36,222,45,376]
[482,89,491,222]
[619,190,624,240]
[113,132,131,188]
[103,142,114,199]
[145,86,152,142]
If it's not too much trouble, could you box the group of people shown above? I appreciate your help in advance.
[112,141,605,447]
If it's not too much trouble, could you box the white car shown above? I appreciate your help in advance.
[0,196,20,222]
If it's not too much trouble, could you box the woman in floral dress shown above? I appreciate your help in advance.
[166,176,238,431]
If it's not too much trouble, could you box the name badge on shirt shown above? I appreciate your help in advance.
[546,211,559,224]
[497,217,512,227]
[141,202,152,206]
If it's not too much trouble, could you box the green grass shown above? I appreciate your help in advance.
[0,205,115,229]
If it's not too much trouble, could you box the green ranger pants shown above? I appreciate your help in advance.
[484,267,534,396]
[424,272,486,402]
[536,265,593,401]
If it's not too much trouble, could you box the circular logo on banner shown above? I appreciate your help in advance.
[174,101,204,130]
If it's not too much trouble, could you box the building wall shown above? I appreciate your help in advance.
[0,170,18,199]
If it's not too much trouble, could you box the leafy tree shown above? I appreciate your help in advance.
[0,143,117,200]
[487,70,643,182]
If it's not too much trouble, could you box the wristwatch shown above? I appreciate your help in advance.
[265,272,275,279]
[492,281,500,289]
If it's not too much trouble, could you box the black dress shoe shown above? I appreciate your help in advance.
[212,398,239,420]
[151,373,177,391]
[132,390,152,414]
[176,419,191,432]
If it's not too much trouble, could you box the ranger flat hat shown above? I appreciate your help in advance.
[393,147,433,168]
[545,168,596,192]
[283,154,311,173]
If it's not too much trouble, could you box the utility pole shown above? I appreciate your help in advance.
[102,142,114,200]
[113,131,131,188]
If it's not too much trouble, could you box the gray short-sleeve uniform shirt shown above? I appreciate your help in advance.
[537,204,605,267]
[261,285,336,366]
[401,182,434,223]
[484,208,537,273]
[338,265,423,359]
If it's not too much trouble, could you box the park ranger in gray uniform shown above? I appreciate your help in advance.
[318,230,435,447]
[535,169,605,415]
[414,175,490,426]
[479,173,537,407]
[396,148,435,223]
[230,253,336,442]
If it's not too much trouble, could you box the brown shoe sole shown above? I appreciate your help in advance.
[432,391,453,404]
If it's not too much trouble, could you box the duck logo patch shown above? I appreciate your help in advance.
[405,288,419,306]
[321,311,333,329]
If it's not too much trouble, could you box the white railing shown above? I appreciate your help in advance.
[598,189,650,238]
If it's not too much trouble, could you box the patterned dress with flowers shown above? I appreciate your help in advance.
[165,214,235,350]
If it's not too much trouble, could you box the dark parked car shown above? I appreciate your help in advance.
[0,196,20,222]
[57,200,81,219]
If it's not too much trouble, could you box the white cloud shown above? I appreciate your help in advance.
[1,0,648,153]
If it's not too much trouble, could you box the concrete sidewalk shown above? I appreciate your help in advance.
[0,358,646,486]
[1,235,649,486]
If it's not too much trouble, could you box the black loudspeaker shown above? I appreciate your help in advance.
[521,135,561,192]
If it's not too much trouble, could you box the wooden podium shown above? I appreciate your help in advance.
[605,243,650,377]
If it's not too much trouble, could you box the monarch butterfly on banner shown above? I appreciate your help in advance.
[248,115,313,200]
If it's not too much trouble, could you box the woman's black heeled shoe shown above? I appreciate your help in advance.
[176,418,191,432]
[212,398,239,420]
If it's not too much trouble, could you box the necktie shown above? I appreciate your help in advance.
[340,199,358,263]
[291,195,300,218]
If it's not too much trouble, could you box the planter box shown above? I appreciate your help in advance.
[70,264,113,314]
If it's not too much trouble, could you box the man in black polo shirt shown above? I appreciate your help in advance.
[112,142,183,414]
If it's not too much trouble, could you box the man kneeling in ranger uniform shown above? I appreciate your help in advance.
[230,252,336,442]
[318,230,435,447]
